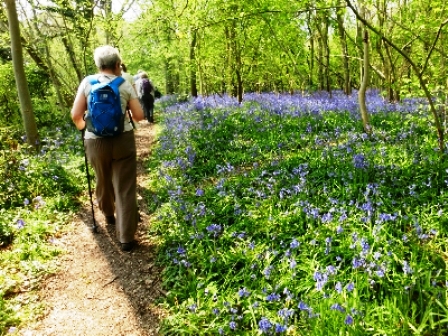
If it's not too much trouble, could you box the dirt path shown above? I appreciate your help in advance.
[21,122,164,336]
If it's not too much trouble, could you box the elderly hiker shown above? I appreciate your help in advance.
[70,45,144,252]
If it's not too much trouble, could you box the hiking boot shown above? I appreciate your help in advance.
[121,240,137,252]
[105,215,116,225]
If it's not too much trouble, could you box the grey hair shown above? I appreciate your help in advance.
[93,45,122,70]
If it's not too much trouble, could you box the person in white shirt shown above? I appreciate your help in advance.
[70,45,144,252]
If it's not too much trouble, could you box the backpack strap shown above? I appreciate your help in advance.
[86,75,125,89]
[86,75,100,86]
[108,76,125,94]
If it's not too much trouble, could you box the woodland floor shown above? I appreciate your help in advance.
[20,121,165,336]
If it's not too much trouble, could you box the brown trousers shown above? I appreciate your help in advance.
[85,131,138,243]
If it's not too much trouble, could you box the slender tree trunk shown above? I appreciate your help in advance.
[306,11,314,89]
[359,24,371,133]
[321,11,331,93]
[190,30,198,97]
[5,0,39,147]
[233,26,243,102]
[316,20,324,91]
[62,36,83,82]
[103,0,113,45]
[336,4,351,95]
[224,25,236,96]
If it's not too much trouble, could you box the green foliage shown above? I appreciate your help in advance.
[0,62,65,128]
[0,125,83,212]
[0,121,86,333]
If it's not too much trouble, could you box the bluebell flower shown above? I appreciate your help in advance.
[266,292,281,302]
[258,317,272,333]
[321,213,333,223]
[313,271,328,291]
[297,301,311,310]
[229,321,237,330]
[275,323,287,333]
[339,213,347,222]
[278,307,295,320]
[180,260,191,267]
[206,224,222,237]
[361,238,370,255]
[283,287,294,300]
[263,266,273,279]
[289,259,297,269]
[346,282,355,292]
[16,219,25,229]
[352,257,365,269]
[195,188,204,196]
[353,154,368,169]
[326,265,337,275]
[403,260,413,275]
[238,287,251,298]
[290,238,300,249]
[335,282,342,293]
[345,315,354,325]
[330,303,345,312]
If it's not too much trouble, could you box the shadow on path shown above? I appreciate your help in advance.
[24,122,165,336]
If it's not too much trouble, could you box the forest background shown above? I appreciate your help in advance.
[3,0,448,335]
[2,0,448,139]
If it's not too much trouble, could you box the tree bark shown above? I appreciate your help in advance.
[359,27,371,134]
[190,30,198,97]
[5,0,39,147]
[336,4,351,95]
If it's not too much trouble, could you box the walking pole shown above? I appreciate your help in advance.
[82,129,98,233]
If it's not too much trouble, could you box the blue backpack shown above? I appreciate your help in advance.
[85,76,125,137]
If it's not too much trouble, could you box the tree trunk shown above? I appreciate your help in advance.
[336,4,351,95]
[102,0,113,45]
[225,25,236,96]
[306,10,314,89]
[5,0,39,148]
[62,36,83,82]
[190,30,198,97]
[321,11,331,93]
[359,26,371,133]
